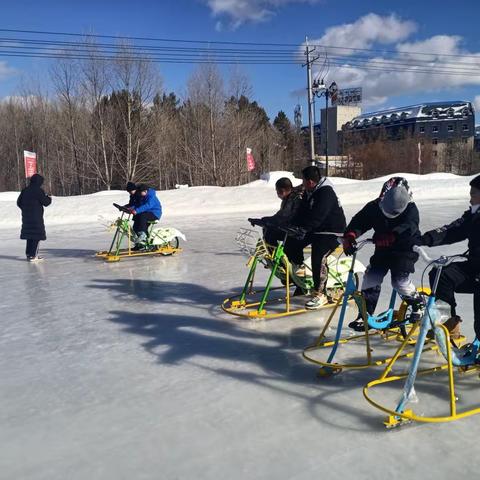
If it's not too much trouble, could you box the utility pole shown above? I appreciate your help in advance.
[304,37,316,165]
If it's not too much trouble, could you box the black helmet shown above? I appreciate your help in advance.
[379,176,412,200]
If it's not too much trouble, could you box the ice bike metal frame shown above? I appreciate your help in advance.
[303,240,438,376]
[222,230,351,319]
[96,206,182,262]
[364,247,478,427]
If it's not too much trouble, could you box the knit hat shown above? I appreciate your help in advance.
[126,181,136,192]
[30,173,44,186]
[470,174,480,191]
[136,183,149,192]
[380,185,410,218]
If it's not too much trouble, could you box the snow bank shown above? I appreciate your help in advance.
[0,172,474,229]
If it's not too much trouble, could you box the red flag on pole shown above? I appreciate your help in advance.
[23,151,37,178]
[246,148,256,172]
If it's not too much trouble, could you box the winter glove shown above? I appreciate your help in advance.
[128,208,136,216]
[342,231,357,256]
[373,232,396,248]
[417,233,432,247]
[248,218,262,227]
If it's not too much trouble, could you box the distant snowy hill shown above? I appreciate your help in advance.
[0,171,473,228]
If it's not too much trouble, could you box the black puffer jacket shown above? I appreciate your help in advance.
[17,174,52,240]
[421,208,480,272]
[261,185,303,227]
[346,199,421,272]
[292,178,346,234]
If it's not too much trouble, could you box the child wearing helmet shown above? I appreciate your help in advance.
[342,177,422,331]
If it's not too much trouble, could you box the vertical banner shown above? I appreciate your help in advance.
[246,147,256,172]
[23,151,37,178]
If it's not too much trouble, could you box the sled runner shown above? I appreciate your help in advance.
[364,246,477,427]
[222,228,365,319]
[303,239,443,376]
[96,204,185,262]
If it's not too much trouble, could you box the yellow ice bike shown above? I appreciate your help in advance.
[303,239,443,376]
[96,203,185,262]
[364,246,479,427]
[222,226,366,319]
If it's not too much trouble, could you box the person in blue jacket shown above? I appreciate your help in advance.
[127,183,162,247]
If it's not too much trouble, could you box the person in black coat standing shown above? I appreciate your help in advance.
[17,174,52,261]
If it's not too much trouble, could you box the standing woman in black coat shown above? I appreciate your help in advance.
[17,174,52,261]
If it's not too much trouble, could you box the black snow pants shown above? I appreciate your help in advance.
[430,261,480,339]
[133,212,158,235]
[25,239,40,258]
[284,234,338,293]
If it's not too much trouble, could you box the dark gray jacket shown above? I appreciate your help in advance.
[261,185,303,227]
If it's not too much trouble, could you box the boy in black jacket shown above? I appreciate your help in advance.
[419,174,480,342]
[343,177,421,330]
[285,166,346,310]
[248,177,303,246]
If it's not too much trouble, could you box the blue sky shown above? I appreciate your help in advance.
[0,0,479,123]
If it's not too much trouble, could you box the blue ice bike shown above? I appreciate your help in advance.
[303,239,432,376]
[364,246,478,427]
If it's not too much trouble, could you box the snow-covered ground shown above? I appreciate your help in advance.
[0,171,474,228]
[1,173,479,479]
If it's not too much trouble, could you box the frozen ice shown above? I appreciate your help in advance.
[1,177,479,479]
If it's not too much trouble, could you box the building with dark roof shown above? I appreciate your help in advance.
[341,100,476,174]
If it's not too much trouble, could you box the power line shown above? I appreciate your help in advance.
[0,28,478,77]
[1,27,480,60]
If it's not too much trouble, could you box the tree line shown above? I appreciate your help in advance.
[0,43,307,195]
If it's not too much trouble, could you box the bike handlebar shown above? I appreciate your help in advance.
[413,245,466,266]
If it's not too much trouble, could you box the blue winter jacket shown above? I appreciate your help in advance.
[134,188,162,219]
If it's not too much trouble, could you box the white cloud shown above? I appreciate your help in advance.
[205,0,321,28]
[305,16,480,108]
[313,13,416,51]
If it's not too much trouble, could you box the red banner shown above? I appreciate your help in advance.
[246,148,256,172]
[23,151,37,178]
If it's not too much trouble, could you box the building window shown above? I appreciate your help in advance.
[432,110,439,119]
[432,126,439,133]
[447,125,454,132]
[432,138,438,145]
[447,108,454,118]
[463,137,469,144]
[419,126,425,134]
[463,124,469,132]
[462,108,470,117]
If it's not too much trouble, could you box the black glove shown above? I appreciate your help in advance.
[248,218,262,227]
[417,233,431,246]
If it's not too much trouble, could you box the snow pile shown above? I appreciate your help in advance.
[0,172,474,229]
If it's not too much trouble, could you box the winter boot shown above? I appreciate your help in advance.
[27,255,44,262]
[133,232,148,251]
[305,291,329,310]
[427,315,462,340]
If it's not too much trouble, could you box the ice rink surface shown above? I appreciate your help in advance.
[0,200,478,480]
